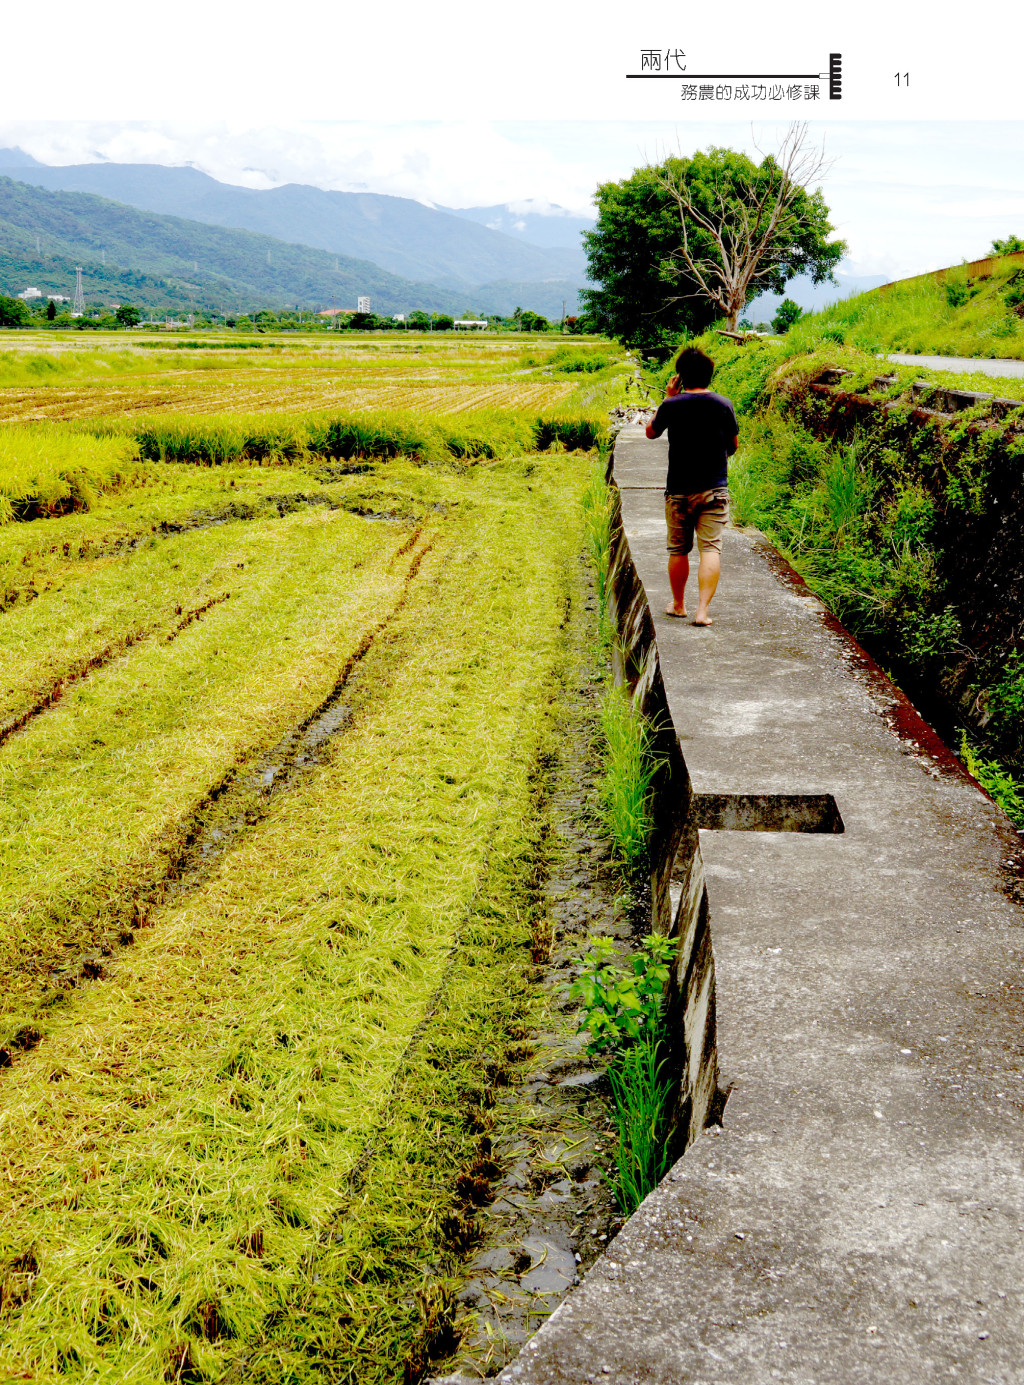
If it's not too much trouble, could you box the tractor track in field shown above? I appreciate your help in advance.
[0,529,437,1069]
[0,591,233,752]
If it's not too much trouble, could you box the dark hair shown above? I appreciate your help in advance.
[675,346,715,389]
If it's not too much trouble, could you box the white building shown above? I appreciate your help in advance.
[17,287,42,300]
[357,296,371,312]
[454,319,489,331]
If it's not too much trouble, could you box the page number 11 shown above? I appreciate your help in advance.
[895,72,909,85]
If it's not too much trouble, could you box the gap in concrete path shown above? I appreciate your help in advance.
[692,792,844,833]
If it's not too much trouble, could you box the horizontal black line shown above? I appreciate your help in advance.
[626,73,825,79]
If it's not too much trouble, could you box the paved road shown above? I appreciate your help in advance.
[887,351,1024,379]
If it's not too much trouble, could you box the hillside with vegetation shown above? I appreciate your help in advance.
[780,249,1024,360]
[0,176,473,317]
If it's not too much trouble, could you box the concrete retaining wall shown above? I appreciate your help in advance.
[603,467,720,1153]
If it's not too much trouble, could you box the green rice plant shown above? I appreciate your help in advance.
[580,461,614,611]
[607,1035,674,1211]
[0,426,146,524]
[599,685,664,874]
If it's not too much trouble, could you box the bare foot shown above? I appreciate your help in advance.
[692,614,714,626]
[664,604,688,618]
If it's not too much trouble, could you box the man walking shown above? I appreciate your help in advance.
[645,346,738,626]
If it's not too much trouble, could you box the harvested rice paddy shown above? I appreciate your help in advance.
[0,333,630,1382]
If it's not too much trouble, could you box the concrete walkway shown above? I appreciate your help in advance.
[886,352,1024,379]
[500,426,1024,1384]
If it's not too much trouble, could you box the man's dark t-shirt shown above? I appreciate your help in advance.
[648,390,738,494]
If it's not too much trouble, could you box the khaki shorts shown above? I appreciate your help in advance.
[665,489,730,555]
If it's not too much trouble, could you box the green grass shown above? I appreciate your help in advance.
[607,1037,673,1212]
[960,732,1024,827]
[0,447,592,1382]
[782,256,1024,360]
[84,407,609,467]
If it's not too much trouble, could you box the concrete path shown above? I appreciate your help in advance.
[886,352,1024,379]
[500,426,1024,1384]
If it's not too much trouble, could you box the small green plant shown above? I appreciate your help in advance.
[599,686,663,873]
[568,933,674,1055]
[960,731,1024,826]
[569,933,675,1211]
[607,1037,673,1209]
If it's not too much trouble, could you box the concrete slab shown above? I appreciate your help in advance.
[886,353,1024,379]
[500,426,1024,1384]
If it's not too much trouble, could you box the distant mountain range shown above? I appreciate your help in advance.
[0,151,591,292]
[0,175,469,316]
[0,173,587,319]
[440,202,595,252]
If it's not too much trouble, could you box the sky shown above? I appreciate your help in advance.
[1,0,1021,282]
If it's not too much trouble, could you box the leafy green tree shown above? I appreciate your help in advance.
[432,313,454,331]
[0,295,31,328]
[991,235,1024,256]
[408,310,431,329]
[581,166,715,355]
[114,303,141,328]
[584,125,845,348]
[772,298,804,334]
[512,306,549,332]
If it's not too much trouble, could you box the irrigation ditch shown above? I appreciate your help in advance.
[418,451,733,1380]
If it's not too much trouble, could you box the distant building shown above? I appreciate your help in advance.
[17,287,42,300]
[318,308,356,318]
[454,319,489,331]
[357,296,371,312]
[392,314,405,322]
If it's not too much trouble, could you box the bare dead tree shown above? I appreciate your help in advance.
[653,123,838,331]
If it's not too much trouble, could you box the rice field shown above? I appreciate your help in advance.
[0,333,627,1382]
[0,334,626,422]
